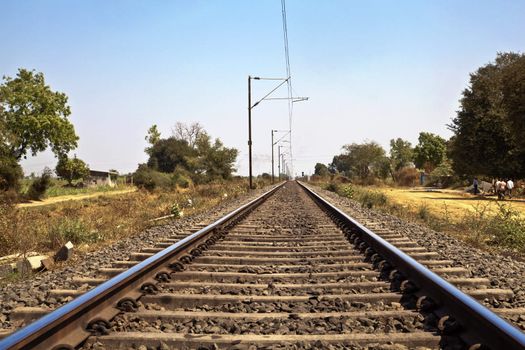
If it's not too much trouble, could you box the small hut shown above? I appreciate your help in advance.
[87,170,118,187]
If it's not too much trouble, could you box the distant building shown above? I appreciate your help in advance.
[88,170,118,187]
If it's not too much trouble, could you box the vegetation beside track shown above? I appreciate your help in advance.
[0,179,264,258]
[314,180,525,256]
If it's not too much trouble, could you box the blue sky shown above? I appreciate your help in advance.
[1,0,524,176]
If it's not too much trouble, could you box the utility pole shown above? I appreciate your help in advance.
[248,76,253,190]
[271,130,275,184]
[277,145,281,181]
[247,75,300,188]
[282,155,286,180]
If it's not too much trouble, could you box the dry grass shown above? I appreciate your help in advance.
[0,180,252,257]
[376,187,525,220]
[319,181,525,256]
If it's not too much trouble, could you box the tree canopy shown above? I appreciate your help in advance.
[413,132,447,172]
[55,155,90,185]
[314,163,329,176]
[0,69,78,161]
[330,141,387,180]
[389,138,414,171]
[449,52,525,177]
[144,123,238,182]
[147,137,195,173]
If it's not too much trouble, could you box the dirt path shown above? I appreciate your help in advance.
[17,188,137,208]
[377,187,525,220]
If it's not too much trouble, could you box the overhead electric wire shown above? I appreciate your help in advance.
[281,0,293,177]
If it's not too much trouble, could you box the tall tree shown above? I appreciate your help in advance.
[389,138,414,171]
[331,142,387,180]
[55,155,90,185]
[145,124,161,156]
[448,52,525,177]
[193,133,238,181]
[172,122,204,148]
[147,137,195,173]
[314,163,329,176]
[413,132,447,172]
[0,69,78,161]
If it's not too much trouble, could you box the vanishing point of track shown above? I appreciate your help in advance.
[1,181,525,349]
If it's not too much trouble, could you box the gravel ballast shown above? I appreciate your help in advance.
[310,184,525,330]
[0,185,273,332]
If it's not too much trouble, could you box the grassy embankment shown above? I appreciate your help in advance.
[0,179,258,259]
[314,180,525,256]
[19,178,129,199]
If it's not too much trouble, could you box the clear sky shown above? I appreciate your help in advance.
[1,0,524,176]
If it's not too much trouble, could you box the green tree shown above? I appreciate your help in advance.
[502,54,525,152]
[145,124,161,156]
[449,52,525,177]
[413,132,447,172]
[55,155,90,185]
[329,154,350,174]
[147,137,195,173]
[331,141,387,180]
[389,138,414,171]
[314,163,329,176]
[0,69,78,161]
[144,123,238,182]
[192,133,238,181]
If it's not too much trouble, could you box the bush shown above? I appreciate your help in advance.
[171,203,182,218]
[395,167,419,187]
[340,184,354,199]
[486,204,525,251]
[47,218,97,248]
[324,182,339,192]
[173,166,193,189]
[332,175,351,184]
[27,168,52,200]
[357,190,388,209]
[0,159,23,192]
[133,165,174,191]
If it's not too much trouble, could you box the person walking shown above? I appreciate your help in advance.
[507,179,514,198]
[473,178,479,195]
[496,179,507,200]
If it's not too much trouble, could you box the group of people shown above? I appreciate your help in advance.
[472,178,515,199]
[494,179,514,200]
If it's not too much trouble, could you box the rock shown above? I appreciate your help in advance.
[16,259,32,276]
[0,264,14,278]
[54,241,74,262]
[41,257,54,271]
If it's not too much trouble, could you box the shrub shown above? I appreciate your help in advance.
[0,159,23,192]
[357,190,388,209]
[332,175,351,184]
[486,204,525,251]
[340,185,354,199]
[47,218,96,248]
[395,167,419,187]
[133,165,174,191]
[27,168,52,200]
[171,203,182,218]
[324,182,339,193]
[173,166,193,189]
[417,203,430,221]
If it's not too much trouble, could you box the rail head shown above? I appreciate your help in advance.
[298,181,525,350]
[0,182,285,350]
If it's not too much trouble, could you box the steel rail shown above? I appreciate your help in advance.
[298,181,525,350]
[0,182,285,350]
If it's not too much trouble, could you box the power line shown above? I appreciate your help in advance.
[281,0,294,177]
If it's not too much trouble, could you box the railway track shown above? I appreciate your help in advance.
[1,181,525,349]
